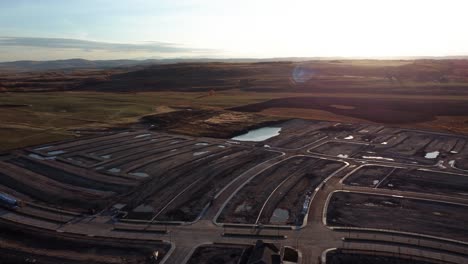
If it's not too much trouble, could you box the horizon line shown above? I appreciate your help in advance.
[2,55,468,64]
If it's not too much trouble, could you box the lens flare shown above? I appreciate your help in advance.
[292,65,316,83]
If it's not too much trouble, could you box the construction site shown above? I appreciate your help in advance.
[0,118,467,263]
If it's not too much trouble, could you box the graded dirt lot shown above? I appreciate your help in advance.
[325,249,439,264]
[343,166,468,198]
[257,159,345,225]
[309,128,468,166]
[186,244,251,264]
[0,129,282,222]
[342,165,395,187]
[0,222,170,264]
[119,146,279,222]
[0,117,468,263]
[326,191,468,241]
[217,157,345,225]
[378,169,468,198]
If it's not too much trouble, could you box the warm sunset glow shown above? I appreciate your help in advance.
[1,0,467,61]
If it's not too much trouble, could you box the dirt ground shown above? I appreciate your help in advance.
[311,142,367,157]
[257,159,345,225]
[121,146,278,222]
[306,128,468,166]
[217,157,345,226]
[343,166,394,187]
[379,169,468,198]
[326,192,468,241]
[231,97,468,124]
[217,156,319,224]
[343,166,468,198]
[0,222,170,264]
[262,119,332,149]
[2,118,467,222]
[139,108,284,138]
[326,250,441,264]
[186,245,252,264]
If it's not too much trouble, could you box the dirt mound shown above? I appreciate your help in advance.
[80,62,294,92]
[231,97,468,124]
[140,108,285,138]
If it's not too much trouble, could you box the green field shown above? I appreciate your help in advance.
[0,91,287,150]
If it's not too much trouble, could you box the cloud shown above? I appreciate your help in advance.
[0,36,214,54]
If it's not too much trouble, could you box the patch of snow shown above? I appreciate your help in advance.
[29,153,44,160]
[344,135,354,140]
[437,161,446,169]
[34,146,51,151]
[381,142,388,145]
[264,145,271,148]
[425,151,439,159]
[337,154,349,158]
[387,183,394,187]
[101,155,111,159]
[193,151,209,156]
[448,160,456,167]
[195,142,209,146]
[364,202,377,207]
[218,145,226,148]
[450,150,458,154]
[373,180,379,185]
[362,156,394,161]
[108,168,121,173]
[113,203,126,210]
[134,134,151,139]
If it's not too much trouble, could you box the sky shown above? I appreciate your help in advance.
[0,0,468,61]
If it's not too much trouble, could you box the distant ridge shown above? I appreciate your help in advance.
[1,56,468,72]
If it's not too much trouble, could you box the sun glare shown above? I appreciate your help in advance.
[216,0,468,58]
